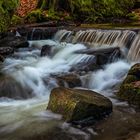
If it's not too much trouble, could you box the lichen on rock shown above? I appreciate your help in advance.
[47,87,112,126]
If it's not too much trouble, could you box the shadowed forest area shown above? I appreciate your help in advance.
[0,0,140,32]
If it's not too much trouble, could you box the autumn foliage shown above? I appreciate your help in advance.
[16,0,38,17]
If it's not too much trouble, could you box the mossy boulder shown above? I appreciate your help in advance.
[47,87,112,125]
[117,63,140,107]
[0,0,19,32]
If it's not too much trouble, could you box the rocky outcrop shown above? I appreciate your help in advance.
[47,87,112,126]
[117,63,140,107]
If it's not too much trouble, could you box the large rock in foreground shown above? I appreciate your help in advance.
[47,87,112,125]
[117,63,140,107]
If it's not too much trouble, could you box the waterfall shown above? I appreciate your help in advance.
[54,29,136,48]
[127,32,140,62]
[54,29,140,61]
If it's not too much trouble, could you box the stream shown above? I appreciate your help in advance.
[0,29,140,140]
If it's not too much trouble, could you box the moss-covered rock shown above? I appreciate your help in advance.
[117,63,140,107]
[118,82,140,106]
[47,87,112,125]
[0,0,19,32]
[128,63,140,76]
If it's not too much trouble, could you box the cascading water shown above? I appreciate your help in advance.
[54,29,140,61]
[0,28,140,140]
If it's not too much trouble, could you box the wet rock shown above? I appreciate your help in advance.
[0,55,5,62]
[0,32,28,49]
[71,47,122,74]
[27,28,58,40]
[47,87,112,126]
[0,47,14,56]
[75,47,122,65]
[41,45,53,57]
[117,63,140,107]
[70,56,100,74]
[0,32,29,60]
[51,73,82,88]
[0,73,33,99]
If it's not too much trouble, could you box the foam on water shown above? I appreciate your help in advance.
[88,60,131,99]
[28,39,58,49]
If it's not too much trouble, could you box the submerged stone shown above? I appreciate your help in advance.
[47,87,112,126]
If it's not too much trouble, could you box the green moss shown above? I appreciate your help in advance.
[127,13,139,21]
[36,0,135,22]
[128,63,140,75]
[123,75,138,84]
[47,87,112,122]
[118,83,140,106]
[25,9,43,23]
[0,0,19,32]
[11,15,23,26]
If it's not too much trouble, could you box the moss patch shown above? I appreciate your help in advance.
[117,63,140,107]
[47,87,112,123]
[0,0,19,32]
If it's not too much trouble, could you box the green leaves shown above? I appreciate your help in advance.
[0,0,19,32]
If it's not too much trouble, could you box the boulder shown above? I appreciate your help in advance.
[117,63,140,107]
[51,73,82,88]
[0,73,33,99]
[47,87,112,126]
[41,45,53,57]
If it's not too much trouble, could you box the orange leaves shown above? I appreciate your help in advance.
[16,0,38,17]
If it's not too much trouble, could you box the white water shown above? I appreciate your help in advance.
[88,60,131,92]
[0,36,136,140]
